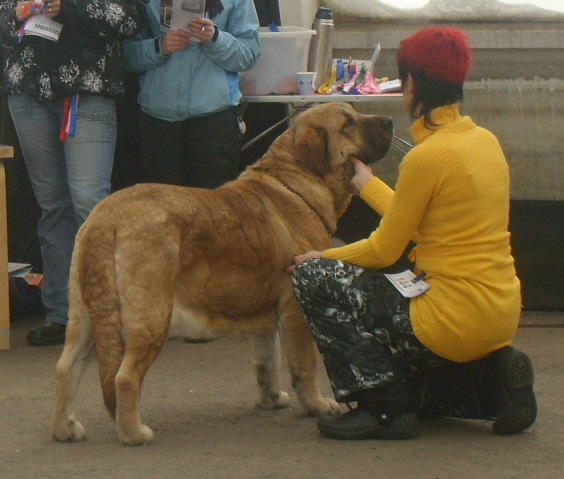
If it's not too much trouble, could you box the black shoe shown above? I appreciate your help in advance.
[317,406,418,440]
[491,346,537,435]
[26,321,66,346]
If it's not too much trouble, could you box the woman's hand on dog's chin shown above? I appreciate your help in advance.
[286,250,323,274]
[349,156,374,195]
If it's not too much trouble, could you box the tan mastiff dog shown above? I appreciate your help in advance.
[52,102,393,445]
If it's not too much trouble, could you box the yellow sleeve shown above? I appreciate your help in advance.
[359,176,394,217]
[322,150,444,269]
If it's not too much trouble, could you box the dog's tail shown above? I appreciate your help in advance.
[76,222,123,420]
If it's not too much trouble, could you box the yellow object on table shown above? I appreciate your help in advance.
[0,144,13,350]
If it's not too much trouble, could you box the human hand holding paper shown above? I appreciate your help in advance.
[186,18,214,43]
[162,29,192,55]
[43,0,60,18]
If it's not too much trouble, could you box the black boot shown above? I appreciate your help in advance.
[419,346,537,435]
[488,346,537,435]
[317,383,418,440]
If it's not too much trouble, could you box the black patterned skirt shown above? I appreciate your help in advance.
[292,257,446,403]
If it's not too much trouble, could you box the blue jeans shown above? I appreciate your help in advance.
[8,93,116,325]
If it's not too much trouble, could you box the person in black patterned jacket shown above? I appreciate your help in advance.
[0,0,146,345]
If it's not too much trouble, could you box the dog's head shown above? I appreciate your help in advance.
[292,102,393,178]
[290,102,393,216]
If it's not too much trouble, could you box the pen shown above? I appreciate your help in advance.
[412,272,426,283]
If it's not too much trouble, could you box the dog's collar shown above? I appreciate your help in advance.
[274,177,333,238]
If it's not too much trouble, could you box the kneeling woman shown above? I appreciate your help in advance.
[288,26,537,440]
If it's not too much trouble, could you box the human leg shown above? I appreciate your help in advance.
[184,107,243,188]
[9,95,76,342]
[139,112,187,185]
[419,345,537,434]
[9,94,116,345]
[292,257,443,439]
[293,258,537,437]
[63,94,115,222]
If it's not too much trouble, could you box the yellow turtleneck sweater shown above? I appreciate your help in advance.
[322,104,521,362]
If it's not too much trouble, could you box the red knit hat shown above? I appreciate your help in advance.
[397,26,471,84]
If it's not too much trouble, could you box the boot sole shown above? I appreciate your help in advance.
[492,347,537,435]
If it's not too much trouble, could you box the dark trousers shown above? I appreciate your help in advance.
[292,257,446,402]
[139,107,243,188]
[292,257,498,419]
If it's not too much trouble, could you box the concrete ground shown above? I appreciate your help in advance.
[0,311,562,479]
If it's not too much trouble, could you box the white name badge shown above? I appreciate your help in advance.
[383,270,430,298]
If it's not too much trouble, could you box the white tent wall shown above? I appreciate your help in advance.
[279,0,318,28]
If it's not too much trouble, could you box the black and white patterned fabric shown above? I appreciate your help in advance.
[0,0,146,101]
[292,257,446,402]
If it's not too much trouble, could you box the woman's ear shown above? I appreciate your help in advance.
[403,73,414,94]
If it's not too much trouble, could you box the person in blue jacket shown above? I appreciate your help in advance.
[123,0,260,188]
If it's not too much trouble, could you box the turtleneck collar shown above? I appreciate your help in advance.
[410,104,462,145]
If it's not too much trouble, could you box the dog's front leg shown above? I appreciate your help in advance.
[252,331,290,410]
[279,302,341,416]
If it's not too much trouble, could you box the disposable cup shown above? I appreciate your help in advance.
[296,72,316,95]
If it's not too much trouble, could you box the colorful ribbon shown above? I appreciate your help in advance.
[59,94,79,142]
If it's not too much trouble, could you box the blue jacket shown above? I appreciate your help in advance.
[123,0,260,121]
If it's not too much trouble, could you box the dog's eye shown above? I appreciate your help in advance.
[342,117,355,130]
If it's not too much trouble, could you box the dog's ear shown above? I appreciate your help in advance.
[294,126,330,177]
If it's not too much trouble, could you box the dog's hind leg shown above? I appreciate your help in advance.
[112,281,172,447]
[278,301,341,417]
[252,331,290,410]
[52,296,95,442]
[111,234,180,445]
[113,329,166,446]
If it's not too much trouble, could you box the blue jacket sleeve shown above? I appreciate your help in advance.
[201,0,260,73]
[123,0,259,74]
[122,4,168,73]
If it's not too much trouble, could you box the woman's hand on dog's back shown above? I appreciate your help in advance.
[286,251,323,274]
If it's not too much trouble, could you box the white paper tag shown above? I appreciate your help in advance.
[383,270,430,298]
[159,0,204,42]
[24,14,63,42]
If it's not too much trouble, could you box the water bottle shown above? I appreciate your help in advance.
[307,7,334,91]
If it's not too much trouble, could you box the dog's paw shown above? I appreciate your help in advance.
[255,391,290,410]
[52,418,87,442]
[304,397,342,417]
[117,424,154,446]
